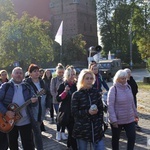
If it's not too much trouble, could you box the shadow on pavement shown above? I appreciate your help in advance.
[42,120,68,150]
[43,112,150,150]
[139,112,150,120]
[104,124,149,150]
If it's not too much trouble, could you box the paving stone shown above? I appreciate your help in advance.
[42,110,150,150]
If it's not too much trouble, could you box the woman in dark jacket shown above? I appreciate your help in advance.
[71,69,105,150]
[42,69,53,122]
[0,70,9,150]
[0,70,9,85]
[89,64,109,93]
[124,68,141,131]
[24,64,48,150]
[56,66,78,150]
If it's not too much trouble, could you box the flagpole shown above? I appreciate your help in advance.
[60,44,62,63]
[60,0,63,63]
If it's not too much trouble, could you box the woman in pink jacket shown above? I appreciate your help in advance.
[107,69,138,150]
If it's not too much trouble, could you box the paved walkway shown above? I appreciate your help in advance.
[16,86,150,150]
[8,68,150,149]
[42,109,150,150]
[41,87,150,150]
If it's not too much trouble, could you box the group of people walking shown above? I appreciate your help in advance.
[0,61,140,150]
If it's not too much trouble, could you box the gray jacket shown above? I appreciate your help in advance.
[50,76,63,104]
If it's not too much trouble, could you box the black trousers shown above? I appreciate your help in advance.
[50,103,54,118]
[8,124,34,150]
[111,122,136,150]
[0,132,8,150]
[66,121,78,150]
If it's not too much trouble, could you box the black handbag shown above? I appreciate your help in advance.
[56,111,70,126]
[103,121,108,132]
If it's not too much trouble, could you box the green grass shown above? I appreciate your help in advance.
[137,82,150,90]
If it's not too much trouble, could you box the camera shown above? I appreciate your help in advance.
[90,104,97,111]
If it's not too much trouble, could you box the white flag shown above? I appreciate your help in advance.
[55,21,63,46]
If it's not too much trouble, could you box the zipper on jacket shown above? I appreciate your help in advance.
[88,93,95,143]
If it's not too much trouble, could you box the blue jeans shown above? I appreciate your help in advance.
[76,139,105,150]
[53,103,59,113]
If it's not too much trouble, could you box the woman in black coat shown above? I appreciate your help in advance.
[42,69,53,122]
[56,66,78,150]
[71,69,105,150]
[124,68,141,131]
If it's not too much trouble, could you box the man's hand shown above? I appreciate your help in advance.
[6,111,15,118]
[31,97,38,103]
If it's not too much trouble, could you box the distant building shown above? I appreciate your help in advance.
[12,0,98,48]
[12,0,51,21]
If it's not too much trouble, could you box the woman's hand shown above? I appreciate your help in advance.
[64,85,70,93]
[135,117,139,122]
[88,109,98,115]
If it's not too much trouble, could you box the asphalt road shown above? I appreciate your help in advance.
[131,69,150,82]
[106,68,150,88]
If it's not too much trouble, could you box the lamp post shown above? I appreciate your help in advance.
[129,11,133,69]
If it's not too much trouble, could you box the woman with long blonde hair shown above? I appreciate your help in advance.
[71,69,105,150]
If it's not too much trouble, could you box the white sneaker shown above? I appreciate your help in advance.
[61,132,68,140]
[56,132,61,141]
